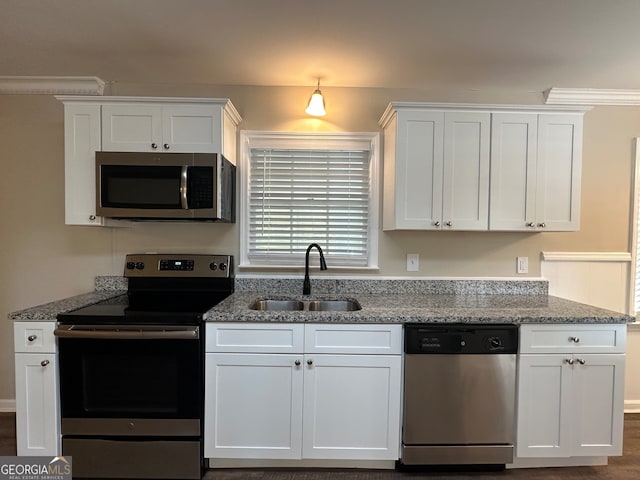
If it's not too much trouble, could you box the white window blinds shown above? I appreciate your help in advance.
[247,147,371,267]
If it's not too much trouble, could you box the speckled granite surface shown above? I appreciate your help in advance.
[206,292,635,324]
[9,290,126,321]
[8,277,634,324]
[234,278,549,295]
[95,276,127,291]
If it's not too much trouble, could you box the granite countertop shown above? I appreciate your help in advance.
[8,276,635,325]
[9,290,126,321]
[204,291,635,324]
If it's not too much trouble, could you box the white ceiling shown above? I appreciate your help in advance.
[2,0,640,93]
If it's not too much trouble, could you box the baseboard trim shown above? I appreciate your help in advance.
[625,400,640,413]
[0,399,16,412]
[209,459,396,469]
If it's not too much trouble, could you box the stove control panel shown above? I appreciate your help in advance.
[124,254,233,278]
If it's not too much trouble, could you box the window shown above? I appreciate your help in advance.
[240,131,379,269]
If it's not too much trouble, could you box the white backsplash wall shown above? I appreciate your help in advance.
[541,251,639,412]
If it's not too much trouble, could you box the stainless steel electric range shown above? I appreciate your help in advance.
[55,253,234,480]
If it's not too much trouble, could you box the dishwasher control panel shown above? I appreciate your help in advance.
[404,324,518,354]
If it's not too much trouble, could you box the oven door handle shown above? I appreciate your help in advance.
[54,325,200,340]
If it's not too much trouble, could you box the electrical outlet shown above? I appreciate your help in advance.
[407,253,419,272]
[517,256,529,274]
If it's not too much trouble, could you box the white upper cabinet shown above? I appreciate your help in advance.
[442,112,491,230]
[381,107,490,230]
[57,96,241,226]
[101,103,229,154]
[380,103,589,232]
[490,113,583,231]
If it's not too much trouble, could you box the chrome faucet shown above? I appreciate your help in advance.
[303,243,328,295]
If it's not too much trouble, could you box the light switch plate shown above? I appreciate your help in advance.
[517,256,529,274]
[407,253,419,272]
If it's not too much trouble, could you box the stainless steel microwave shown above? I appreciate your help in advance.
[96,151,235,222]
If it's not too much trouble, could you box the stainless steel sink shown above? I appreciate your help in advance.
[308,299,362,311]
[249,299,305,311]
[249,298,361,312]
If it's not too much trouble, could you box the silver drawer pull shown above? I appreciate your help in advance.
[570,336,580,343]
[294,360,301,366]
[40,360,49,367]
[565,358,574,365]
[27,335,37,342]
[577,358,586,365]
[307,359,313,366]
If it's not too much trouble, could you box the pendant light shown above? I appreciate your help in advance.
[305,79,326,116]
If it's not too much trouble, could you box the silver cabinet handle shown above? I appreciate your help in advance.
[163,143,170,150]
[526,222,535,227]
[89,215,96,221]
[27,335,37,342]
[294,360,301,366]
[40,360,49,367]
[307,359,313,366]
[446,221,453,227]
[577,358,586,365]
[151,143,158,149]
[434,221,441,227]
[565,358,574,365]
[570,336,580,343]
[538,223,546,228]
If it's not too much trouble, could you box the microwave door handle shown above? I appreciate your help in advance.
[180,165,189,209]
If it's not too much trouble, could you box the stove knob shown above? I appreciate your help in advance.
[126,262,136,270]
[209,262,218,271]
[135,262,145,270]
[219,263,227,271]
[490,337,502,348]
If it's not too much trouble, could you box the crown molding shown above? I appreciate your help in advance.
[0,76,105,95]
[544,87,640,105]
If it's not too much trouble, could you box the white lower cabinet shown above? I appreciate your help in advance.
[13,322,60,456]
[205,353,304,459]
[204,323,402,461]
[516,324,626,459]
[301,354,401,460]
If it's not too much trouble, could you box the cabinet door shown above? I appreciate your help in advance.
[393,110,444,229]
[14,353,60,456]
[302,354,401,460]
[63,103,103,225]
[204,353,303,459]
[442,112,490,230]
[516,354,573,457]
[536,114,582,231]
[101,104,163,152]
[571,354,625,456]
[489,113,538,231]
[162,105,220,153]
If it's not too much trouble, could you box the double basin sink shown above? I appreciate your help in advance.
[250,298,361,312]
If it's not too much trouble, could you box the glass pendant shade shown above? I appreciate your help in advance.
[305,83,326,116]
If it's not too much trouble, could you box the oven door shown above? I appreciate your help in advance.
[55,325,202,436]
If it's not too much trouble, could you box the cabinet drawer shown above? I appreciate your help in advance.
[520,324,626,354]
[304,324,402,355]
[14,322,57,353]
[206,323,304,353]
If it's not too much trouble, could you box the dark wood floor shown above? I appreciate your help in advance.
[1,413,638,479]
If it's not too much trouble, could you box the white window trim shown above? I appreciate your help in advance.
[630,138,640,316]
[239,130,380,270]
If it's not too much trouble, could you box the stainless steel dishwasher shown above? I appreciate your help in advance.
[401,324,519,467]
